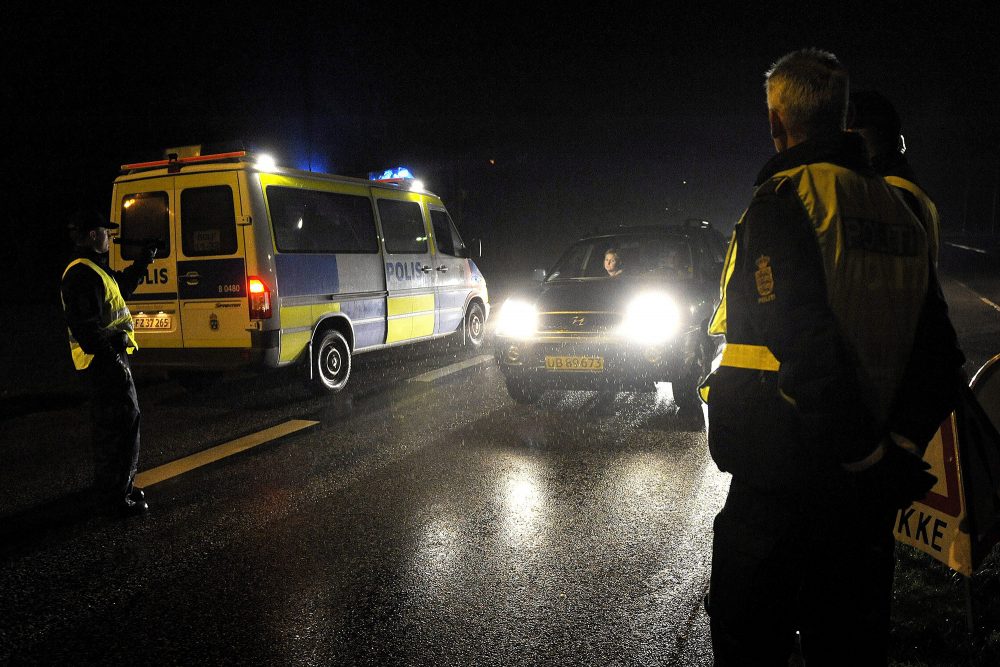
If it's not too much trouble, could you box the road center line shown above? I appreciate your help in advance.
[134,419,319,488]
[411,354,494,383]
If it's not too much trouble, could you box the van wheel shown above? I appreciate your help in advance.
[505,378,542,405]
[310,330,351,394]
[465,302,486,347]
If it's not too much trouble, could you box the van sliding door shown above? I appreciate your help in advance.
[376,194,435,343]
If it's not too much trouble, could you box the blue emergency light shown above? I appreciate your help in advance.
[369,167,415,181]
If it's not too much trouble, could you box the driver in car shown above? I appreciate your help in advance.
[604,248,625,278]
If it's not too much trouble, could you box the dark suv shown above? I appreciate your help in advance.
[494,221,727,407]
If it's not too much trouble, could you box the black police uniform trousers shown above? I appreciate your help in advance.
[85,352,141,505]
[708,479,898,667]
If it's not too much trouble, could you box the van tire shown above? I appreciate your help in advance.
[310,330,351,394]
[465,302,486,347]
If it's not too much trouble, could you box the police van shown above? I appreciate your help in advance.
[108,147,489,393]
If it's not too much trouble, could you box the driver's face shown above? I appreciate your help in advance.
[604,252,619,273]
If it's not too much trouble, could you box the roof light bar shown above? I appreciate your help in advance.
[120,151,248,171]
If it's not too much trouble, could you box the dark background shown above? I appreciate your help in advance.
[5,3,999,300]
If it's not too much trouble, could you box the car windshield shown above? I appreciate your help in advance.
[546,234,695,281]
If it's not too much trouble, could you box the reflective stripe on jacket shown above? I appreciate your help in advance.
[61,258,138,370]
[885,175,940,265]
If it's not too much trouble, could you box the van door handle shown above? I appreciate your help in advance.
[419,265,433,274]
[180,271,201,285]
[435,265,448,272]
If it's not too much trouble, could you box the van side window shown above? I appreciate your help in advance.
[120,191,171,260]
[378,199,428,254]
[181,186,238,256]
[267,186,378,254]
[430,209,468,258]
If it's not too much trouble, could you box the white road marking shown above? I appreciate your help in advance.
[134,419,319,488]
[411,354,494,383]
[955,279,1000,313]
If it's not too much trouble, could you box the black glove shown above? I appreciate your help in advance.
[858,442,937,510]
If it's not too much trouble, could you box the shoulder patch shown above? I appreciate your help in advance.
[755,255,776,303]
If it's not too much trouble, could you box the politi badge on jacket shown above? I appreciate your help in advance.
[755,255,776,303]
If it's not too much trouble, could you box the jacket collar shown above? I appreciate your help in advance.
[72,247,110,267]
[754,132,872,186]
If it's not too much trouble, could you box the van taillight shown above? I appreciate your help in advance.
[248,277,272,319]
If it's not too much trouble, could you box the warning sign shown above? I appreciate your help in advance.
[894,412,972,575]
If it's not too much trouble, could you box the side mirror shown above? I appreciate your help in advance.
[468,238,483,259]
[532,268,547,282]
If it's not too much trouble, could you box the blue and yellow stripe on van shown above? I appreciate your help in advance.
[387,293,435,343]
[277,296,390,363]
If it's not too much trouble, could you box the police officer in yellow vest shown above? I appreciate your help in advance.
[847,89,941,265]
[703,50,965,665]
[61,210,156,517]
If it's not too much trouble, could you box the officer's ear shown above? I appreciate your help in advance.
[768,108,784,138]
[769,107,789,152]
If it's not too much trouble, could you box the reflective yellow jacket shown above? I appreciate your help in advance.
[702,134,960,491]
[61,257,138,370]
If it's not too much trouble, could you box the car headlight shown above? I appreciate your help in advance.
[619,291,681,344]
[496,298,539,338]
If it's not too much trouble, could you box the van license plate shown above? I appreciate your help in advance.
[545,355,604,371]
[134,315,172,330]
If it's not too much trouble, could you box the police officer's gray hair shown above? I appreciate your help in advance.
[765,48,849,136]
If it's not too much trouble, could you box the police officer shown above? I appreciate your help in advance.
[61,210,156,517]
[848,89,941,264]
[702,49,965,665]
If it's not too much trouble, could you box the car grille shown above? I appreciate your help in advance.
[536,312,620,335]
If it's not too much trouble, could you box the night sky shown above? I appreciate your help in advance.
[7,4,999,296]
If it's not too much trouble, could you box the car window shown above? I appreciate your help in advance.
[547,235,694,280]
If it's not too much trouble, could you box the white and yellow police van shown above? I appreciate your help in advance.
[109,147,489,393]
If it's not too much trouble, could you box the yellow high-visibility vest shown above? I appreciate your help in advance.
[703,161,928,421]
[61,258,137,370]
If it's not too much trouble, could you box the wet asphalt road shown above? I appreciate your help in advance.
[1,310,725,665]
[1,271,998,666]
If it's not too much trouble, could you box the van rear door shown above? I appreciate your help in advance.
[175,172,250,349]
[116,177,182,350]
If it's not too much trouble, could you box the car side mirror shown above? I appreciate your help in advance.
[532,268,547,282]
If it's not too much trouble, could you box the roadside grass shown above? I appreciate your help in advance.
[890,545,1000,666]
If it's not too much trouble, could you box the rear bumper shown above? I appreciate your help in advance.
[129,330,280,370]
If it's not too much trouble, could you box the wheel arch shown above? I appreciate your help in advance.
[311,313,355,353]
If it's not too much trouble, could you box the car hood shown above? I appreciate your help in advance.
[531,277,694,313]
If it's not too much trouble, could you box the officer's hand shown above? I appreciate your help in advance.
[859,442,937,510]
[141,241,158,265]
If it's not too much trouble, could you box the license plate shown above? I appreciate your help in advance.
[134,315,172,330]
[544,355,604,372]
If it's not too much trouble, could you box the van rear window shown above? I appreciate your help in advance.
[181,186,238,256]
[267,186,378,254]
[120,191,171,260]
